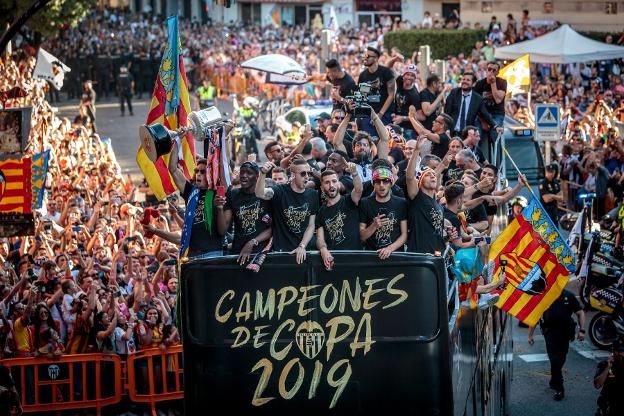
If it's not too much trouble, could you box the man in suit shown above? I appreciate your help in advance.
[444,72,503,157]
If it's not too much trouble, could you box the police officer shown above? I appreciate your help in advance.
[196,79,217,109]
[594,336,624,415]
[528,289,586,401]
[117,65,134,117]
[539,163,563,225]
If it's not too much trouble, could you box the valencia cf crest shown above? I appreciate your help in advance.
[500,252,547,295]
[295,321,325,359]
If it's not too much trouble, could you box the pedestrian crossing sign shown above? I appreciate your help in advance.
[535,104,560,141]
[536,105,559,127]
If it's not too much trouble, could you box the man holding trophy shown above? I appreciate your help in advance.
[139,106,230,258]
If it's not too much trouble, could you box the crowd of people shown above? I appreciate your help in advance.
[0,50,182,414]
[1,4,624,415]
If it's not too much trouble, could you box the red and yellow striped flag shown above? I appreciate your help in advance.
[0,157,32,214]
[136,15,196,200]
[489,196,576,326]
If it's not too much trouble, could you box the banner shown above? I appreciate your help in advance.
[33,48,71,90]
[31,150,50,210]
[488,196,576,326]
[136,16,196,200]
[0,157,34,236]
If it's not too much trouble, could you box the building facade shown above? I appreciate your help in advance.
[118,0,623,31]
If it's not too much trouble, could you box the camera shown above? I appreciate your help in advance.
[345,82,381,118]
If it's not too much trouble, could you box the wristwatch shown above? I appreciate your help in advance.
[251,238,259,247]
[579,329,586,333]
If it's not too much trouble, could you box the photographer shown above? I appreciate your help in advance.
[357,46,395,136]
[333,108,390,182]
[594,337,624,415]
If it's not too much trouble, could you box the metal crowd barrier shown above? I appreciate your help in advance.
[0,353,123,416]
[0,346,183,416]
[126,345,184,416]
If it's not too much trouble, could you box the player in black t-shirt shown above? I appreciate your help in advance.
[443,182,480,249]
[405,139,445,254]
[256,159,319,262]
[460,173,490,233]
[359,163,408,259]
[169,140,223,258]
[407,110,454,159]
[357,46,396,135]
[215,162,272,264]
[326,59,357,111]
[420,75,452,130]
[316,163,363,270]
[392,65,423,138]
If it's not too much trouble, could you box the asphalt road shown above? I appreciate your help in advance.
[56,97,608,416]
[57,96,239,179]
[508,278,605,416]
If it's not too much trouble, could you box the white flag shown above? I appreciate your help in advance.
[566,212,583,248]
[327,6,339,36]
[33,48,71,90]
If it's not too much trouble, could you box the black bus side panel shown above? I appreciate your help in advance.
[181,252,454,415]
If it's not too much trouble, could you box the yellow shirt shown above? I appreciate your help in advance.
[12,318,32,353]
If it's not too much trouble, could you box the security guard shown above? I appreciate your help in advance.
[539,163,563,225]
[196,79,216,108]
[528,289,586,401]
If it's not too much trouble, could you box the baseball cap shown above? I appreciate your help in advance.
[545,163,558,171]
[240,161,259,173]
[315,112,331,121]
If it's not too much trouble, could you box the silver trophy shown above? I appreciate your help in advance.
[139,106,226,162]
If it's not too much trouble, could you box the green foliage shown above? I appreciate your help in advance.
[0,0,97,39]
[384,29,488,60]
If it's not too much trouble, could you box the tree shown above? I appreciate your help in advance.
[0,0,96,39]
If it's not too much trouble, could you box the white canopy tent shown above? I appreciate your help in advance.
[494,24,624,63]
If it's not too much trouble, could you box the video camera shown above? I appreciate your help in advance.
[345,82,381,118]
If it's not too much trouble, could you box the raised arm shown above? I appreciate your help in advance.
[280,125,312,169]
[371,108,390,160]
[255,162,276,200]
[168,140,188,192]
[408,107,441,143]
[346,163,363,205]
[333,113,352,154]
[406,137,426,199]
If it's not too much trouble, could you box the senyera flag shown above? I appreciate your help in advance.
[136,15,196,200]
[488,196,576,326]
[0,157,32,213]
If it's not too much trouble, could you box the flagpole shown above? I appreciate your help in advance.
[502,146,536,198]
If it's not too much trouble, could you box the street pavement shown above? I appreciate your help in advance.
[508,278,605,416]
[57,96,240,179]
[56,97,607,416]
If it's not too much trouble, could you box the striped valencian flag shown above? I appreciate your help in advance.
[488,196,576,326]
[136,15,196,200]
[0,157,32,213]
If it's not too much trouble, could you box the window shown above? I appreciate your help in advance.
[543,1,554,14]
[605,2,618,14]
[481,1,493,13]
